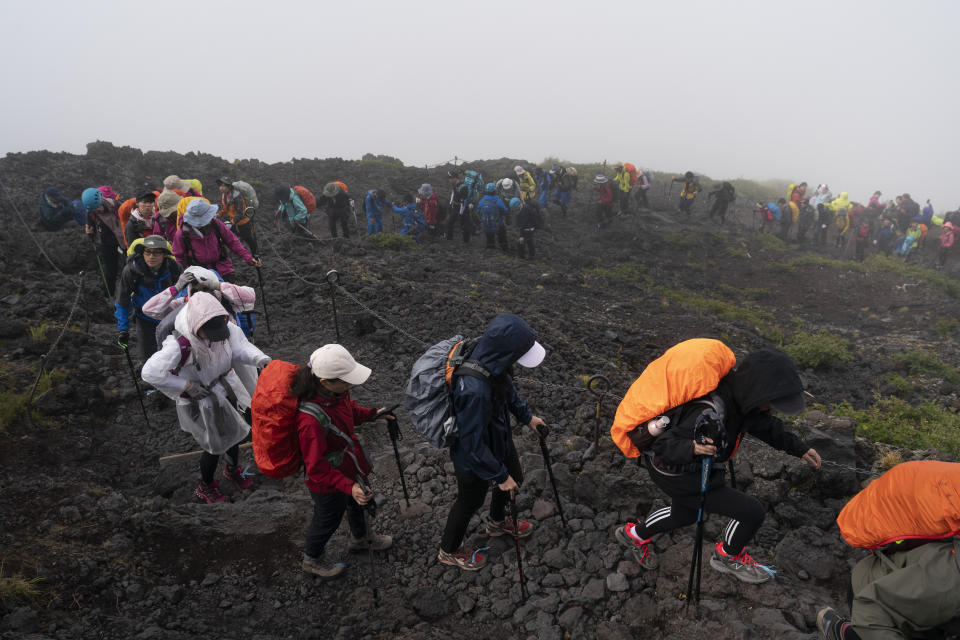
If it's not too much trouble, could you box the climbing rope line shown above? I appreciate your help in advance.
[0,174,66,276]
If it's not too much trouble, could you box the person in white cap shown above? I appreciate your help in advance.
[437,313,547,571]
[288,344,396,579]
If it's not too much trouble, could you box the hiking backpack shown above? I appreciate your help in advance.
[251,360,305,478]
[624,163,639,187]
[462,170,482,202]
[477,198,501,231]
[610,339,737,458]
[232,181,259,210]
[404,336,490,448]
[293,185,317,213]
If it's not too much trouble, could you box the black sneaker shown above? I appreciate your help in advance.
[816,607,851,640]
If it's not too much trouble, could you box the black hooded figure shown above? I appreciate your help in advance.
[617,348,822,583]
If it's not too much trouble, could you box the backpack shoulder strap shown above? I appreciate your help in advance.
[453,361,490,381]
[170,334,192,374]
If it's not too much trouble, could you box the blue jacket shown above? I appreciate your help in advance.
[38,188,74,231]
[277,190,309,228]
[113,256,181,330]
[391,203,425,234]
[365,190,389,218]
[449,314,536,482]
[477,195,508,233]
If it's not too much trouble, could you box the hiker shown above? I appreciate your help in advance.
[417,184,439,237]
[632,169,651,210]
[854,215,873,261]
[364,189,390,236]
[83,186,125,297]
[290,344,394,578]
[895,222,922,259]
[756,201,780,233]
[868,191,883,210]
[938,221,957,267]
[320,182,351,238]
[437,313,547,570]
[124,190,158,247]
[514,165,537,202]
[613,164,632,215]
[274,185,310,234]
[37,187,75,231]
[708,182,736,223]
[616,347,821,584]
[814,184,834,245]
[172,198,262,283]
[115,235,182,363]
[496,177,522,205]
[797,202,815,244]
[446,171,473,244]
[142,291,270,503]
[778,197,793,241]
[478,183,509,251]
[391,194,426,242]
[594,175,615,229]
[673,172,701,216]
[153,191,181,242]
[162,175,202,198]
[816,461,960,640]
[551,165,575,216]
[899,193,920,231]
[535,167,551,212]
[511,197,540,260]
[217,177,258,254]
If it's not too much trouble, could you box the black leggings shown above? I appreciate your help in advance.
[634,457,765,556]
[327,209,350,238]
[305,490,366,557]
[234,220,258,255]
[440,442,522,553]
[199,444,239,484]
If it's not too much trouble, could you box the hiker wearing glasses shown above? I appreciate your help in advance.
[114,235,182,363]
[437,314,547,571]
[616,348,821,584]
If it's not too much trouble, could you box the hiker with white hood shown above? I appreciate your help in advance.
[142,292,271,503]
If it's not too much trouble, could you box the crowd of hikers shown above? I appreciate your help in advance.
[32,166,960,639]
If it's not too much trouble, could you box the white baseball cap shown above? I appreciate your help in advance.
[308,344,371,385]
[516,341,546,368]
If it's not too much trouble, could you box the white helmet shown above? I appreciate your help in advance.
[501,178,514,190]
[514,165,525,176]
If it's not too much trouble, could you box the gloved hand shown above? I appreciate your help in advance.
[183,382,211,400]
[255,356,271,369]
[117,330,130,349]
[175,272,196,291]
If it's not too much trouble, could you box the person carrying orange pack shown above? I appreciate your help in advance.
[817,461,960,640]
[216,177,258,255]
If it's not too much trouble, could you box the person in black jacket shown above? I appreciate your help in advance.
[511,197,541,259]
[708,182,736,223]
[320,183,351,238]
[616,348,822,583]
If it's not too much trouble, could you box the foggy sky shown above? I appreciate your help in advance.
[3,0,959,208]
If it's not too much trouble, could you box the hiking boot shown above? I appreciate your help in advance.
[615,523,659,570]
[817,607,852,640]
[348,532,393,553]
[709,541,773,584]
[483,514,533,538]
[222,464,255,491]
[194,481,227,504]
[437,547,487,571]
[302,553,345,579]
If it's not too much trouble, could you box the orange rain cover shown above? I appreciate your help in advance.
[837,460,960,549]
[610,339,736,458]
[251,360,303,478]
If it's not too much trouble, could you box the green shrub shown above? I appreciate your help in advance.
[892,350,960,384]
[834,397,960,456]
[754,233,788,253]
[935,316,958,338]
[664,233,699,251]
[364,234,419,251]
[884,373,913,397]
[584,263,644,282]
[783,331,853,368]
[0,572,43,605]
[655,286,782,342]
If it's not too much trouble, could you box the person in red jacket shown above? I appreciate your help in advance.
[293,344,395,578]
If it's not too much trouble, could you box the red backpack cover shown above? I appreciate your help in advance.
[293,185,317,214]
[251,360,302,478]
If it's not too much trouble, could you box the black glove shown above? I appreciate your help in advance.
[117,331,130,349]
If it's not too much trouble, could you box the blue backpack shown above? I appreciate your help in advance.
[463,170,482,203]
[477,197,502,232]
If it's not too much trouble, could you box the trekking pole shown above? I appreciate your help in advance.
[253,258,272,335]
[119,340,151,428]
[686,456,712,616]
[586,374,610,452]
[350,199,359,231]
[536,424,568,530]
[356,475,379,605]
[89,235,112,302]
[508,490,528,602]
[386,417,410,507]
[325,269,340,342]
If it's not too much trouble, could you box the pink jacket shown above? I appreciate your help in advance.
[172,218,253,276]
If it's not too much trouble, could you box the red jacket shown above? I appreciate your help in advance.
[421,193,439,225]
[296,392,377,495]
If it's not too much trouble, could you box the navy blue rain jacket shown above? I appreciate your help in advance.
[449,314,536,483]
[113,256,182,331]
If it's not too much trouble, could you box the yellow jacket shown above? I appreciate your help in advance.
[828,192,851,213]
[613,169,631,193]
[517,171,537,201]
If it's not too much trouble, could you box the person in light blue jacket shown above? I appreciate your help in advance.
[274,185,309,233]
[391,194,425,242]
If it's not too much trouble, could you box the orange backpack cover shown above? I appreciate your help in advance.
[293,185,317,213]
[837,460,960,549]
[251,360,303,478]
[333,181,349,194]
[623,163,638,187]
[611,339,736,458]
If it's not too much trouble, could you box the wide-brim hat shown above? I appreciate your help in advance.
[322,182,341,198]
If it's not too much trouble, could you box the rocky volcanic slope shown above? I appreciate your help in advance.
[0,143,958,639]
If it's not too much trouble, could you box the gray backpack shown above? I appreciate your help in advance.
[233,181,259,210]
[403,335,489,448]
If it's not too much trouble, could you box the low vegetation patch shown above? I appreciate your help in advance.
[0,563,43,605]
[655,286,782,343]
[789,253,960,298]
[834,397,960,457]
[892,350,960,384]
[783,331,853,369]
[364,234,419,251]
[584,263,645,282]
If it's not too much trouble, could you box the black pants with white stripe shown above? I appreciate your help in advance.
[634,456,765,556]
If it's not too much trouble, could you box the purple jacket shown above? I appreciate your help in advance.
[151,214,178,243]
[171,218,253,276]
